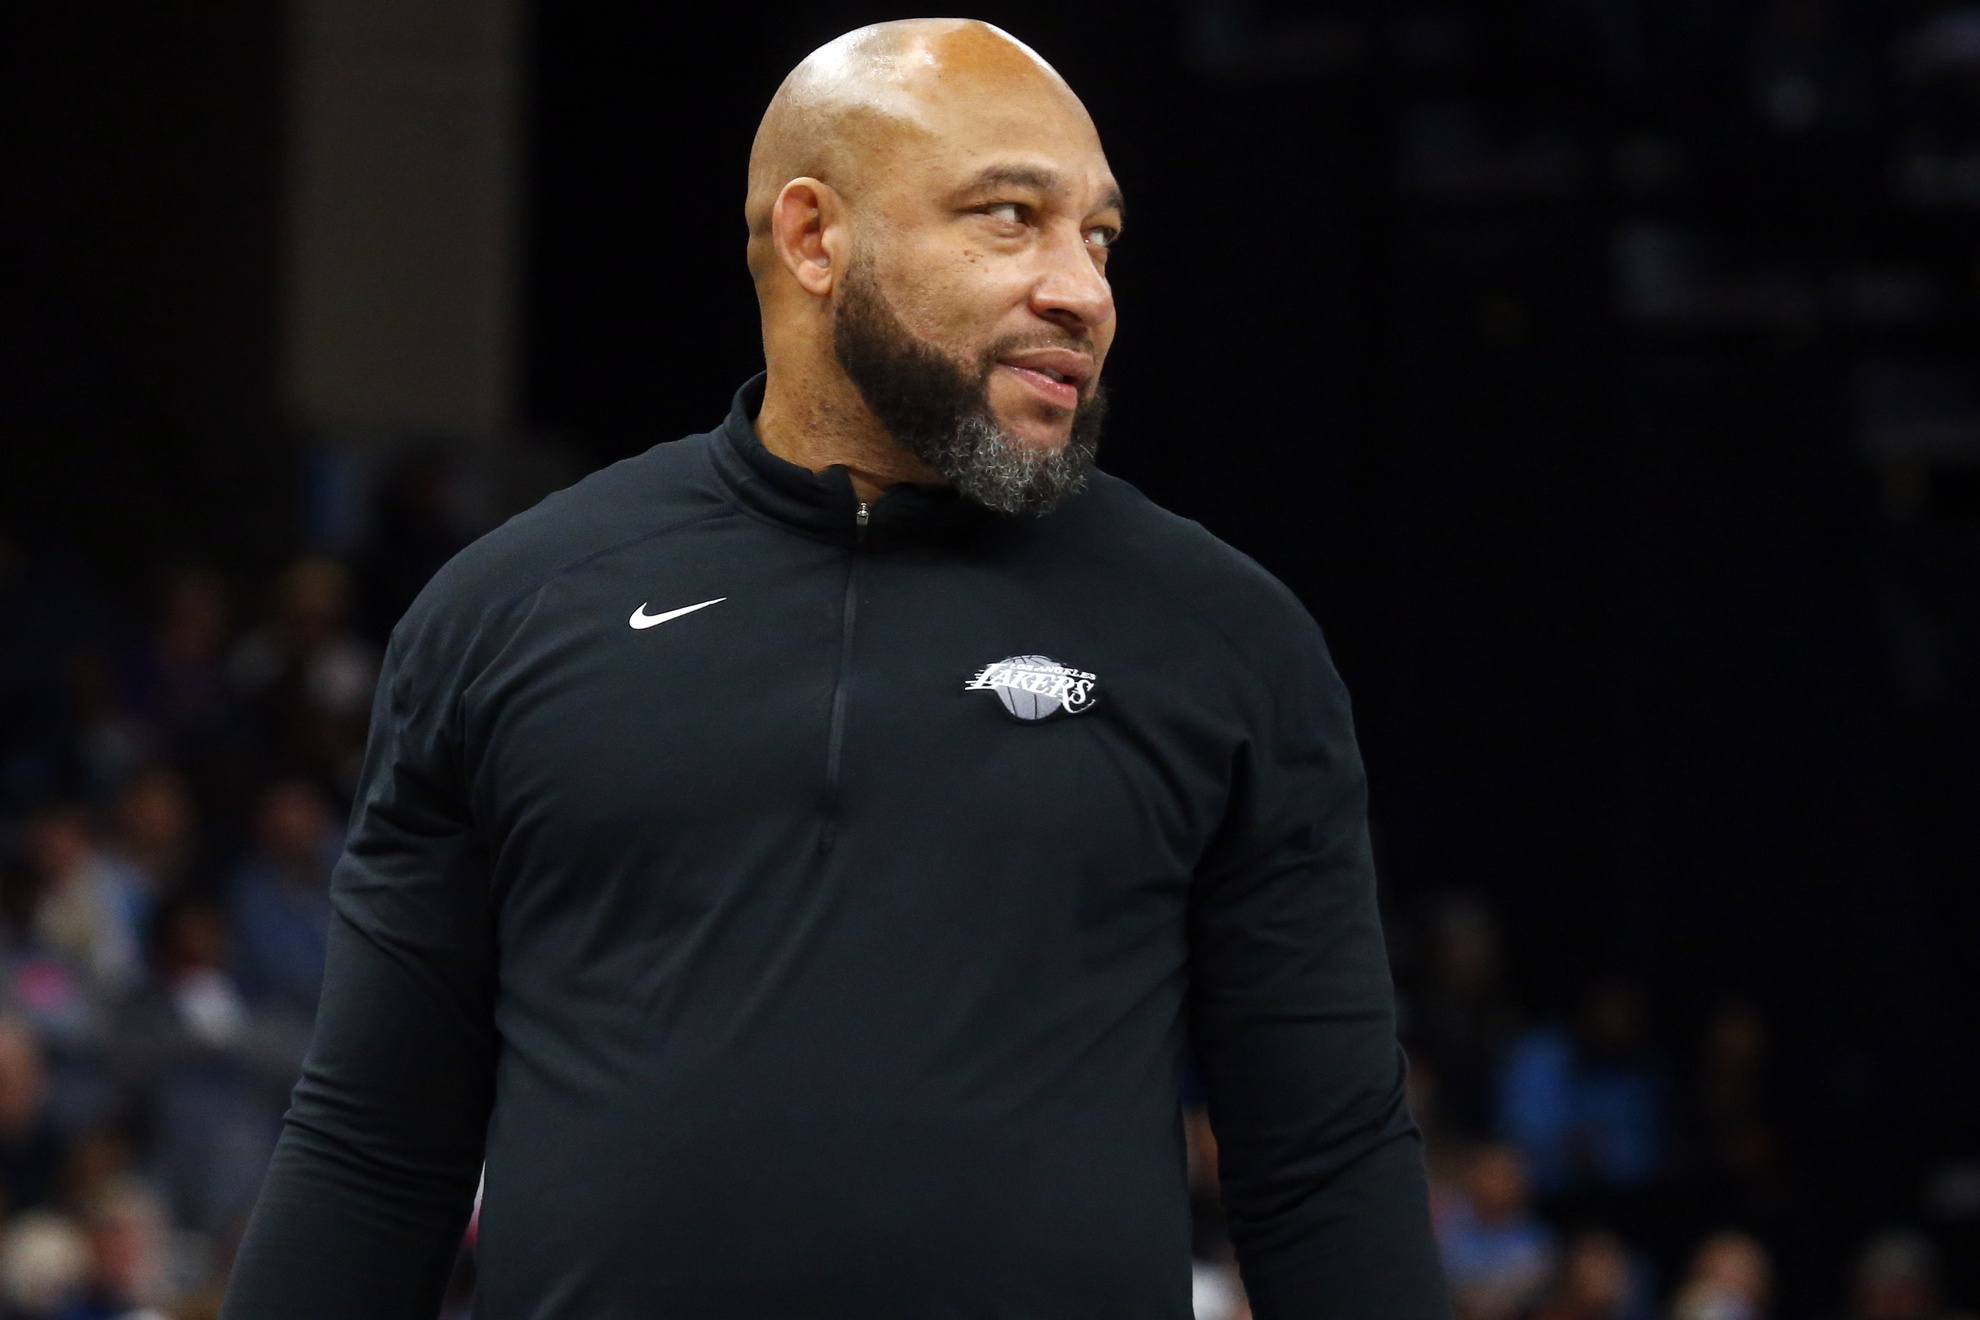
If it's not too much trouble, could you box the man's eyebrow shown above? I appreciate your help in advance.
[963,164,1063,194]
[959,165,1126,220]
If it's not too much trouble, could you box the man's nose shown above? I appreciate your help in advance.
[1028,228,1114,336]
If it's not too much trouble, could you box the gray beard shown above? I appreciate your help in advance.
[832,260,1106,517]
[909,410,1096,518]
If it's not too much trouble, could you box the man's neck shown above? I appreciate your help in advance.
[754,363,943,504]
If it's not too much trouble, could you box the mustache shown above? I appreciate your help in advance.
[977,331,1098,367]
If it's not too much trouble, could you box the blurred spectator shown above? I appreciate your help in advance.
[1671,1231,1771,1320]
[0,1017,62,1218]
[227,780,337,1015]
[1191,1260,1248,1320]
[1840,1230,1962,1320]
[0,1210,90,1319]
[1,826,121,1141]
[1181,1100,1251,1320]
[24,806,144,996]
[1,848,93,1053]
[1689,1001,1776,1184]
[1671,1001,1828,1313]
[227,559,377,797]
[103,769,199,906]
[124,567,246,831]
[1530,1231,1650,1320]
[1412,896,1524,1144]
[61,1128,137,1224]
[110,895,306,1236]
[1438,1144,1557,1320]
[57,1178,173,1320]
[1499,982,1664,1200]
[129,569,234,752]
[64,654,153,808]
[1183,1103,1226,1256]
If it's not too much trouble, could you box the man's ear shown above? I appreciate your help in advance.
[771,178,845,298]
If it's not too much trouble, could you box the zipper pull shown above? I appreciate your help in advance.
[855,501,870,543]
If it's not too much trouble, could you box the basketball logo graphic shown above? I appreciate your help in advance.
[962,655,1100,723]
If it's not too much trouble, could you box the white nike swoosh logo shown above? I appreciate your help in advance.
[628,598,726,629]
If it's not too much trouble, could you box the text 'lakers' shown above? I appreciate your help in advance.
[962,655,1099,722]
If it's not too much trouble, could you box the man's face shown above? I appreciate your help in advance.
[832,90,1121,511]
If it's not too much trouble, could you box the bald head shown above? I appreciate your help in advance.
[748,19,1121,510]
[746,20,1095,281]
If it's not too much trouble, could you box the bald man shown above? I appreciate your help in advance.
[222,20,1446,1320]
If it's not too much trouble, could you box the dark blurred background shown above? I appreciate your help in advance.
[1,2,1976,1318]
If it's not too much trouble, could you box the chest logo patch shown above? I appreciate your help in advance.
[629,597,725,630]
[963,654,1099,722]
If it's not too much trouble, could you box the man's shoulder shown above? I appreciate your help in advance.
[1068,471,1318,646]
[405,432,720,631]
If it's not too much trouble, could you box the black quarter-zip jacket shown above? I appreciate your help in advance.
[222,378,1448,1320]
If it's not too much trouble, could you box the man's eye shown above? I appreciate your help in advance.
[1086,227,1118,250]
[984,203,1023,224]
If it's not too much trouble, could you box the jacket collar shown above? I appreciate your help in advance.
[709,375,994,548]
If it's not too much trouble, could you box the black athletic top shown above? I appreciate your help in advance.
[221,378,1448,1320]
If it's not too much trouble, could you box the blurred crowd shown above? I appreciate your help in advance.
[1184,896,1974,1320]
[0,468,478,1318]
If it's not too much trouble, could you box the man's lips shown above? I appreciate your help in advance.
[996,349,1095,412]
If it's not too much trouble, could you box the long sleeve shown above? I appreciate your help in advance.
[222,620,498,1320]
[1187,621,1449,1320]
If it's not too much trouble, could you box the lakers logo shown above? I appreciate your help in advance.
[963,655,1099,722]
